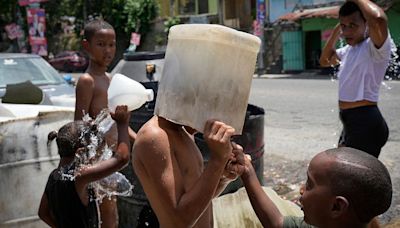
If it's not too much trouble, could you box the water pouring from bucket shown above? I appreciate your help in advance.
[108,73,154,112]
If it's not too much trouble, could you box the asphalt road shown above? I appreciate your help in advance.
[247,76,400,224]
[69,71,399,223]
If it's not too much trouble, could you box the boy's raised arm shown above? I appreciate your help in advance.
[74,74,95,121]
[241,156,284,228]
[320,23,342,67]
[350,0,388,48]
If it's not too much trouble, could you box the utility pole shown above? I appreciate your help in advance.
[170,0,175,17]
[256,0,266,76]
[218,0,223,24]
[83,0,87,23]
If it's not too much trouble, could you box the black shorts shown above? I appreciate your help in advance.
[339,105,389,158]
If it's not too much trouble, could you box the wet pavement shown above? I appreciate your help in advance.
[248,75,400,225]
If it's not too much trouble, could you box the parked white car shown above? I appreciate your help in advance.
[0,53,75,107]
[0,53,75,227]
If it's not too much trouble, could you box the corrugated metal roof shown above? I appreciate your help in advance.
[278,6,340,21]
[278,2,395,22]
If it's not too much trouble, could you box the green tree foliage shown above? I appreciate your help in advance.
[0,0,18,24]
[1,0,159,54]
[124,0,159,34]
[42,0,158,37]
[163,16,180,33]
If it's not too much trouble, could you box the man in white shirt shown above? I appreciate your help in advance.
[320,0,392,157]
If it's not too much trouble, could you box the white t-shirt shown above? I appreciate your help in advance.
[336,34,392,102]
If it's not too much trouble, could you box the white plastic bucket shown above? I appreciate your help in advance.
[155,24,261,134]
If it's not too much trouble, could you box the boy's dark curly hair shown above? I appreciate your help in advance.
[339,1,366,21]
[325,147,392,223]
[83,19,114,41]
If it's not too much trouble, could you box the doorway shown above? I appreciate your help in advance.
[305,31,321,69]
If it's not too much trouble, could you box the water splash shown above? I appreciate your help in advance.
[338,37,346,49]
[330,65,339,82]
[93,172,134,202]
[60,163,76,181]
[329,37,347,81]
[384,41,400,81]
[66,109,133,201]
[76,109,115,166]
[381,81,392,90]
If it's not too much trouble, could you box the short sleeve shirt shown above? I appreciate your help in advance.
[283,216,315,228]
[336,34,392,102]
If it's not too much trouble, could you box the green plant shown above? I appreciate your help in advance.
[124,0,159,34]
[154,33,165,45]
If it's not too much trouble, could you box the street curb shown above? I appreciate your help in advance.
[253,72,333,80]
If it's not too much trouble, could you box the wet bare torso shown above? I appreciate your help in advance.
[90,76,118,228]
[134,116,213,228]
[88,73,110,118]
[83,73,118,147]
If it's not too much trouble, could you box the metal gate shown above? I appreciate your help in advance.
[282,31,305,71]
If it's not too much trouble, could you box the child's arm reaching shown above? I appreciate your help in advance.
[241,155,284,228]
[128,126,137,144]
[214,142,246,197]
[38,192,56,227]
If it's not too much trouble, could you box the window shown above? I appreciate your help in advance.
[179,0,196,15]
[0,57,64,88]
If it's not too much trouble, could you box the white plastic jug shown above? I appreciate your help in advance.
[155,24,261,134]
[108,73,154,112]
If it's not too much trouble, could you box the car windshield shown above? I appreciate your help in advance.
[0,56,65,88]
